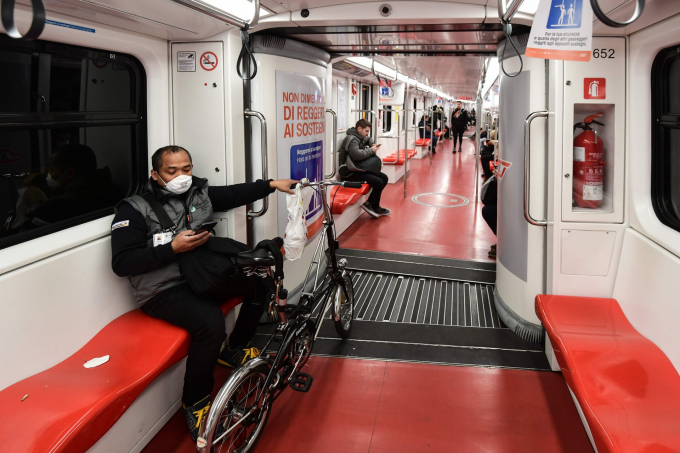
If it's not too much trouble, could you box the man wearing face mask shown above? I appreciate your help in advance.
[110,145,296,441]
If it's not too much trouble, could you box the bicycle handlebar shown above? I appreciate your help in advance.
[291,179,366,189]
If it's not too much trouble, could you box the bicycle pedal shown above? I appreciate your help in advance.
[289,372,313,392]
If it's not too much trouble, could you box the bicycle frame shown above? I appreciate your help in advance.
[197,180,353,452]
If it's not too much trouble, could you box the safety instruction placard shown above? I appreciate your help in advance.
[177,51,196,72]
[525,0,593,62]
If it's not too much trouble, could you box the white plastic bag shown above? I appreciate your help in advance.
[283,185,308,260]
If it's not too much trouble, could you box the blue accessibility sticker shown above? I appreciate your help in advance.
[46,20,95,33]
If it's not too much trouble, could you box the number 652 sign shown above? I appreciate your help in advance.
[592,48,615,59]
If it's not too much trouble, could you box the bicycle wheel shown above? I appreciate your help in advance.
[209,363,271,453]
[334,272,355,339]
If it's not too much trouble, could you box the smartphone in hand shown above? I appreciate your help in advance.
[194,221,218,235]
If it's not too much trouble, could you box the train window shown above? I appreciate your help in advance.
[413,98,416,126]
[0,36,147,250]
[383,106,392,133]
[651,45,680,232]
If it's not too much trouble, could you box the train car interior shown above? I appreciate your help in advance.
[1,0,680,452]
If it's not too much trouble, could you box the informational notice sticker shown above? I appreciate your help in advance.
[177,51,196,72]
[525,0,593,62]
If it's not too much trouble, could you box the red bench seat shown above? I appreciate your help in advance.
[414,138,431,146]
[0,298,243,453]
[329,184,370,214]
[535,295,680,453]
[383,149,416,165]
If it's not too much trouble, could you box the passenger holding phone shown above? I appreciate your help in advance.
[338,119,391,218]
[109,145,296,441]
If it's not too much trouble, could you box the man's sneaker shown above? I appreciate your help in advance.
[218,342,260,368]
[458,148,463,153]
[360,201,380,218]
[182,395,212,442]
[488,248,497,258]
[375,207,391,216]
[491,244,497,251]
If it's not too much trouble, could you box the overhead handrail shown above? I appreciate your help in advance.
[372,59,398,83]
[591,0,645,28]
[1,0,46,40]
[497,0,524,24]
[523,110,549,227]
[325,109,337,179]
[171,0,261,80]
[170,0,259,28]
[497,0,524,78]
[244,109,268,218]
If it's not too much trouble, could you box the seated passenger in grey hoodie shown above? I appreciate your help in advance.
[338,119,391,218]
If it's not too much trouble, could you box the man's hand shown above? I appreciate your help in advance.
[171,230,209,254]
[270,179,298,195]
[371,144,380,152]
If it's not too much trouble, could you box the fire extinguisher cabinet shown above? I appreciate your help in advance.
[562,37,626,224]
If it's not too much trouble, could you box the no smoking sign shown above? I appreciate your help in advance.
[200,52,218,71]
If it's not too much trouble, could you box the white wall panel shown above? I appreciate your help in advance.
[0,238,135,390]
[613,229,680,374]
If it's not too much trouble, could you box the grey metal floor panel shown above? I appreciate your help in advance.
[315,270,503,329]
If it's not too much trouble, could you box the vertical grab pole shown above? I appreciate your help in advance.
[244,109,269,217]
[325,109,337,179]
[474,94,483,202]
[429,96,434,166]
[403,79,410,198]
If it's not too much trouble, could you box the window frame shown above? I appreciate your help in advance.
[651,43,680,233]
[0,35,148,250]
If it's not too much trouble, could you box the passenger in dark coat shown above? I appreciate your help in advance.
[451,101,469,153]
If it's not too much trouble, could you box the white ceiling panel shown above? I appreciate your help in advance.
[373,55,483,98]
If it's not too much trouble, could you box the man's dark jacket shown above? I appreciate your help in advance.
[110,176,274,305]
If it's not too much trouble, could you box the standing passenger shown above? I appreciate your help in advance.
[338,119,391,217]
[451,101,469,153]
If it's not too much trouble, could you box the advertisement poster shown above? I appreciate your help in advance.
[525,0,593,61]
[276,71,326,243]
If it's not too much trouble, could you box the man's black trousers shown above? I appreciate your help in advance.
[345,171,389,208]
[141,275,267,406]
[453,128,465,149]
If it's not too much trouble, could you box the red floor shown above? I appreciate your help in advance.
[143,357,593,453]
[338,131,497,262]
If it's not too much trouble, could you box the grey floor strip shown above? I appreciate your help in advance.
[340,270,502,329]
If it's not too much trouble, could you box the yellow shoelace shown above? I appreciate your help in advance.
[193,402,211,430]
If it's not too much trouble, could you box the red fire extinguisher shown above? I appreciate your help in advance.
[573,112,605,209]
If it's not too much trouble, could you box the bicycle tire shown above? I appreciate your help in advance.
[209,363,271,453]
[334,273,355,339]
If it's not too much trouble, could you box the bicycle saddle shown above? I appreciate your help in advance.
[236,248,276,267]
[236,237,284,268]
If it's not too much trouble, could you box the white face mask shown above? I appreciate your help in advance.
[46,173,59,190]
[159,174,192,195]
